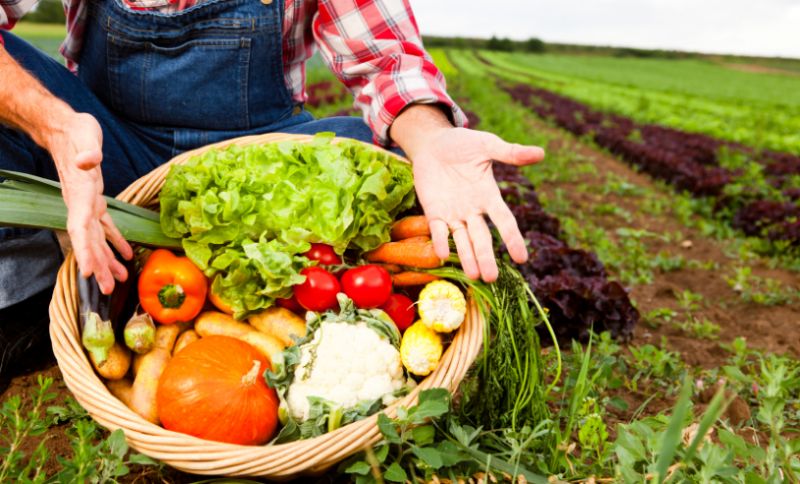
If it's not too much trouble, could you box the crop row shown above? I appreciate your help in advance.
[503,83,800,251]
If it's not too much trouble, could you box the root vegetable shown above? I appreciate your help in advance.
[390,216,430,240]
[123,312,156,355]
[248,307,306,347]
[107,378,133,406]
[364,240,441,269]
[173,329,199,354]
[129,324,181,424]
[90,342,131,380]
[392,271,440,287]
[195,311,284,365]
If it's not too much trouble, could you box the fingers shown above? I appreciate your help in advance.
[485,134,545,167]
[429,218,450,260]
[466,214,498,282]
[487,199,529,264]
[101,212,134,261]
[451,224,479,280]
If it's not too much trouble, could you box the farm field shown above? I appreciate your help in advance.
[2,34,800,483]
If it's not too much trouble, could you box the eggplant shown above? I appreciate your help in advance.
[77,274,115,364]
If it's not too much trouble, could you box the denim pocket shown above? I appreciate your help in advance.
[106,34,252,130]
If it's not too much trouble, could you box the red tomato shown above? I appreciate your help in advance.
[295,267,340,312]
[276,295,303,313]
[341,265,392,309]
[305,243,342,266]
[380,293,415,332]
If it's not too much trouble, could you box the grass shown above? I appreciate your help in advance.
[8,22,65,60]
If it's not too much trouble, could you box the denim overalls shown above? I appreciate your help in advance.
[0,0,376,308]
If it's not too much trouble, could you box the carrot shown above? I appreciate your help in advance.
[392,271,441,287]
[173,329,199,355]
[195,311,284,365]
[391,216,430,240]
[90,342,131,380]
[380,263,403,274]
[365,240,442,269]
[248,307,306,347]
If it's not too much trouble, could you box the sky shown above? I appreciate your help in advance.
[409,0,800,59]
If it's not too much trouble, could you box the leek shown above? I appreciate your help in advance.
[0,170,181,249]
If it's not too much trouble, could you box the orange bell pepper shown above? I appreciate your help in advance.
[138,249,208,324]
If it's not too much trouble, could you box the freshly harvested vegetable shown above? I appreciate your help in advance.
[123,312,156,354]
[157,336,280,445]
[294,267,340,312]
[107,379,133,407]
[391,271,440,287]
[129,324,180,423]
[364,239,441,269]
[159,134,416,316]
[194,311,284,364]
[78,275,115,365]
[0,169,181,249]
[266,294,408,441]
[340,265,392,309]
[305,243,342,266]
[90,342,131,380]
[390,215,430,240]
[399,322,442,377]
[418,280,467,333]
[276,295,303,313]
[173,329,199,354]
[138,249,207,324]
[380,294,415,332]
[208,276,233,314]
[248,307,306,347]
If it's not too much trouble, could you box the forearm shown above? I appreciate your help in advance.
[0,45,74,150]
[389,104,454,160]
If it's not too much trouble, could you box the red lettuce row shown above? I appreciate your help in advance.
[503,83,800,250]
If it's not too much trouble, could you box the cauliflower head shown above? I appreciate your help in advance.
[286,318,405,420]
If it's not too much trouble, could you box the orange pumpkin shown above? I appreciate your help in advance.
[156,336,279,445]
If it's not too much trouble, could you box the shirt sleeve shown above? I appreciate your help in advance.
[313,0,468,146]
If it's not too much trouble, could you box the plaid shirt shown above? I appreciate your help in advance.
[0,0,466,144]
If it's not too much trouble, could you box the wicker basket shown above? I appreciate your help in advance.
[49,133,484,478]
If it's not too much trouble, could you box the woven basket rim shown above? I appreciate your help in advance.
[49,133,484,478]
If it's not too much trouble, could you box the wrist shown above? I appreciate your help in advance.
[36,103,77,154]
[390,104,454,159]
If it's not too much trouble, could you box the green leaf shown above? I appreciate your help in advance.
[383,462,408,482]
[411,425,436,446]
[344,460,372,476]
[377,413,401,444]
[106,429,128,459]
[374,444,390,463]
[411,445,444,469]
[653,377,693,483]
[128,453,158,466]
[409,388,450,423]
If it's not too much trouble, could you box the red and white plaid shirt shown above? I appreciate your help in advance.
[0,0,466,144]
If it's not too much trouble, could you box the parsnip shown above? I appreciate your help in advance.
[195,311,284,364]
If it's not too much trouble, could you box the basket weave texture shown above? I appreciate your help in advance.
[49,133,484,478]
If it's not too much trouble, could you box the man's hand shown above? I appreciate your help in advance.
[45,113,133,294]
[390,105,545,282]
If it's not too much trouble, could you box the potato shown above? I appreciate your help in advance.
[91,342,131,380]
[195,311,284,365]
[173,329,199,355]
[248,307,306,347]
